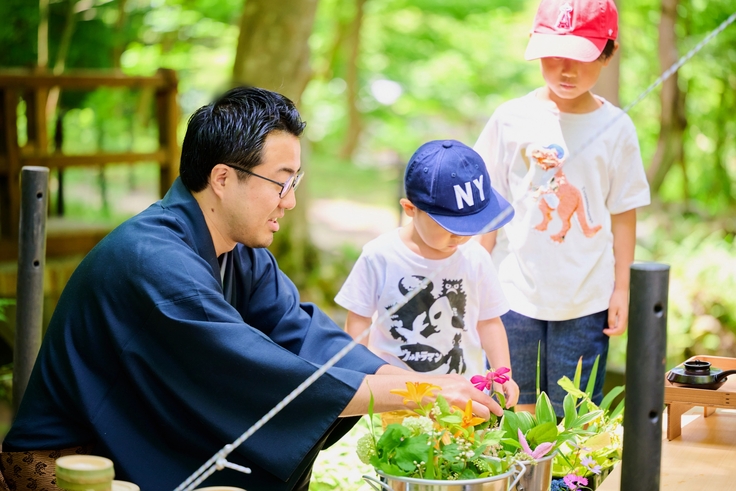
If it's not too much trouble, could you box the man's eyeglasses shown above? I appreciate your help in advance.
[224,164,304,199]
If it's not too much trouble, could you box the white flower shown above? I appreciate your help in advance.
[356,434,376,465]
[402,416,434,435]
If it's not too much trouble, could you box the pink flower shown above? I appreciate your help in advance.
[563,474,588,490]
[518,429,554,460]
[470,367,511,391]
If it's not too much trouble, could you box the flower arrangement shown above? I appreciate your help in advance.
[356,359,622,490]
[356,381,513,480]
[550,356,624,491]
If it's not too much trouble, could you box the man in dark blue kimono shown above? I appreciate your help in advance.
[2,87,501,491]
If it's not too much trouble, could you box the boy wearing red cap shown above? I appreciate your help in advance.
[473,0,650,414]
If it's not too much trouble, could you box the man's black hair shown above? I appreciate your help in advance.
[598,39,616,61]
[179,86,306,192]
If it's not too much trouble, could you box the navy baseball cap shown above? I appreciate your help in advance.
[404,140,514,236]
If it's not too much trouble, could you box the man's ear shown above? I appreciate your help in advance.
[400,198,416,218]
[209,164,231,199]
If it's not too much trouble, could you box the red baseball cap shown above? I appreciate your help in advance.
[525,0,618,62]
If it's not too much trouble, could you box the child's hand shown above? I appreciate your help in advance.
[604,289,629,337]
[500,379,520,408]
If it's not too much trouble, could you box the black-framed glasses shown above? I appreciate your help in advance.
[224,163,304,199]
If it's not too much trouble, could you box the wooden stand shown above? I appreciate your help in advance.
[0,68,179,260]
[664,355,736,440]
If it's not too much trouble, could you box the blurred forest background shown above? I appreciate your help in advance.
[0,0,735,488]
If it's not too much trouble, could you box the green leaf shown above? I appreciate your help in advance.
[425,444,436,479]
[536,340,542,397]
[573,356,583,390]
[584,355,601,399]
[610,398,625,420]
[501,438,522,450]
[436,395,451,414]
[578,398,590,418]
[368,387,376,441]
[600,386,624,412]
[501,411,521,441]
[495,390,507,410]
[376,424,412,454]
[572,409,604,428]
[558,376,587,399]
[535,392,557,425]
[439,414,463,425]
[563,393,577,430]
[527,421,558,446]
[516,411,537,434]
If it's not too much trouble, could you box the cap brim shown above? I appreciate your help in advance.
[427,188,514,236]
[525,33,607,62]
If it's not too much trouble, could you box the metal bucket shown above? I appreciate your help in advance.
[363,462,526,491]
[512,453,554,491]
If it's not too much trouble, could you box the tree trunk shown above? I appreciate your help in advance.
[232,0,319,106]
[647,0,687,196]
[232,0,320,289]
[339,0,366,160]
[46,0,80,118]
[712,79,734,205]
[592,0,620,106]
[38,0,49,69]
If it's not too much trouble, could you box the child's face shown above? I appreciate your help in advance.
[539,56,611,111]
[402,200,472,258]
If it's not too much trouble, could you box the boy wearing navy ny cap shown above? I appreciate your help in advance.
[336,140,519,407]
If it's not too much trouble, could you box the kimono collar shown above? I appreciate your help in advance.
[160,177,222,282]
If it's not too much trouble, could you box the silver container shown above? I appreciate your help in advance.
[363,462,526,491]
[513,453,554,491]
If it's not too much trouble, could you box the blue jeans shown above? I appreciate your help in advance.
[502,309,609,417]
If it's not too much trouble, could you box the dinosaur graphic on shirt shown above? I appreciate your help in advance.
[528,143,601,243]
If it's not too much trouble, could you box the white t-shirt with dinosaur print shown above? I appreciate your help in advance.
[335,229,509,377]
[474,90,650,321]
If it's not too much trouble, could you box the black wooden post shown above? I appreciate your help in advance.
[13,166,49,413]
[620,262,669,491]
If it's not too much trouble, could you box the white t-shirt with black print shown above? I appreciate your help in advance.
[474,90,651,321]
[335,229,509,378]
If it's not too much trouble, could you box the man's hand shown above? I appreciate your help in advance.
[604,289,629,337]
[344,367,503,418]
[420,373,503,419]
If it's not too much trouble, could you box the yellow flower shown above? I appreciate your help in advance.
[459,400,485,428]
[390,381,441,406]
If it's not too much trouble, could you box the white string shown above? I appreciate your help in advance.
[174,10,736,490]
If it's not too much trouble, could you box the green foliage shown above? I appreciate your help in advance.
[553,358,623,481]
[0,0,38,67]
[607,209,736,372]
[362,383,508,481]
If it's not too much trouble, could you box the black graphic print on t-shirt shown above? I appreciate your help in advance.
[386,275,467,374]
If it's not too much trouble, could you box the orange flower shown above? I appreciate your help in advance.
[390,381,441,406]
[459,400,485,428]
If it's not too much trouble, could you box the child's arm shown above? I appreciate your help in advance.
[345,311,372,347]
[605,209,636,336]
[477,317,519,408]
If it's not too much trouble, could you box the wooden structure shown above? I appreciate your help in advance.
[664,355,735,440]
[599,407,736,490]
[0,68,179,261]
